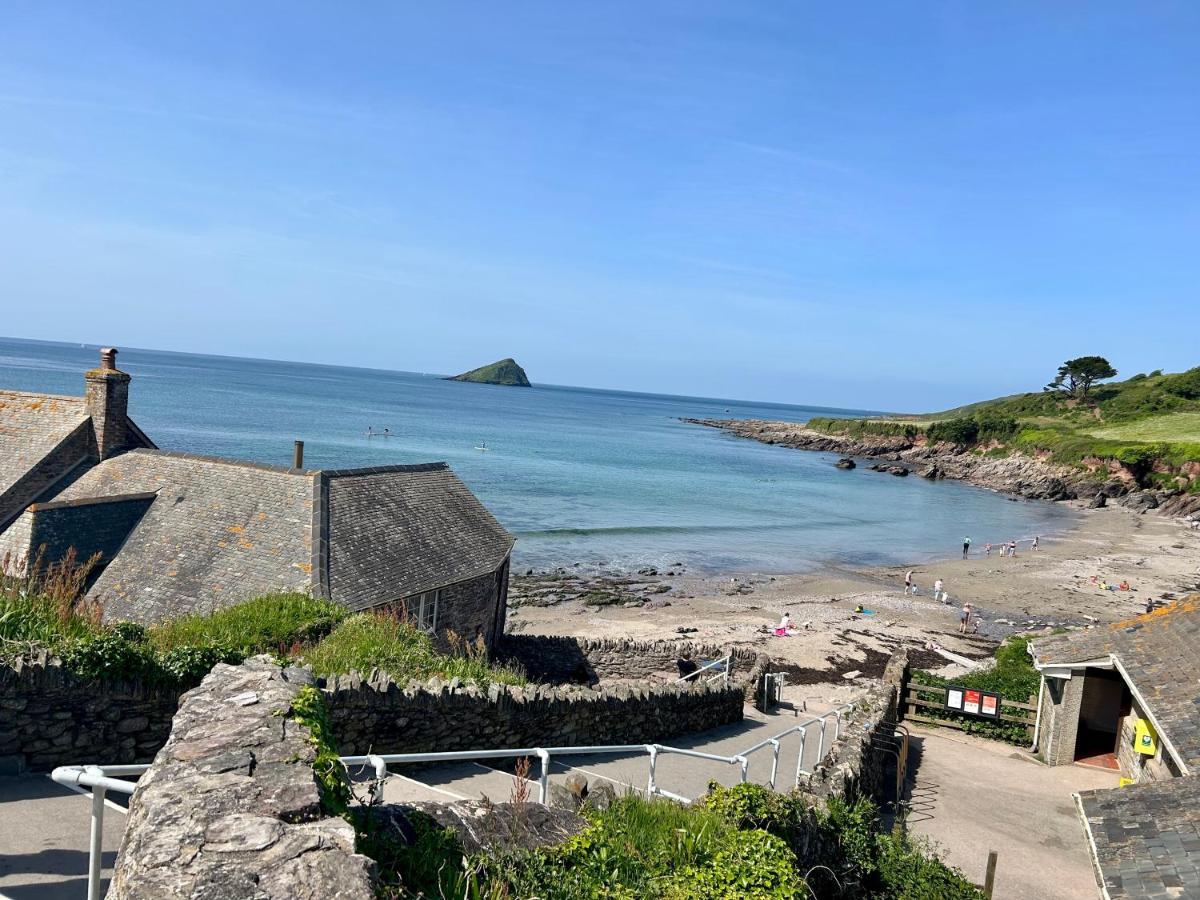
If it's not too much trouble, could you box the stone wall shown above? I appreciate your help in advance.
[800,648,908,805]
[1039,674,1085,766]
[109,657,375,899]
[0,640,754,772]
[325,671,746,756]
[498,634,769,699]
[0,653,181,774]
[379,570,504,653]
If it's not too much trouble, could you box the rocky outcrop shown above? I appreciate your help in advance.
[834,458,856,470]
[108,657,375,900]
[684,418,1199,516]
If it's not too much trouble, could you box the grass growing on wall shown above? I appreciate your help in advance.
[149,594,347,656]
[303,611,526,689]
[0,571,523,690]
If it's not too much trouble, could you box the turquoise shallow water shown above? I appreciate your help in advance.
[1,337,1074,573]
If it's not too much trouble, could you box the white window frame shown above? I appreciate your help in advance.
[414,590,439,634]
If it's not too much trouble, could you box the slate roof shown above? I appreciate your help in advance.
[55,450,314,622]
[1077,777,1200,899]
[323,463,515,610]
[46,451,514,623]
[0,391,90,499]
[1031,596,1200,770]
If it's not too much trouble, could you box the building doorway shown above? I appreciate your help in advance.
[1074,669,1129,769]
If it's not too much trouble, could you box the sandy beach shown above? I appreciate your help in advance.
[507,503,1199,699]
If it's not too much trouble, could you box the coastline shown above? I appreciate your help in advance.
[507,502,1200,697]
[682,417,1200,517]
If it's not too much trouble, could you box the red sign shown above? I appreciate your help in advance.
[981,694,998,717]
[963,690,981,715]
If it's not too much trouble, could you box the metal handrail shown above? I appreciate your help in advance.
[52,700,861,899]
[673,653,732,685]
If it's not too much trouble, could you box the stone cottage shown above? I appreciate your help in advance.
[1030,597,1200,898]
[0,349,515,648]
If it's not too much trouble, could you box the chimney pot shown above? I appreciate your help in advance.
[85,347,131,459]
[293,440,305,469]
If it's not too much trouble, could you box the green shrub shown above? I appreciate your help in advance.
[58,631,160,682]
[926,417,979,446]
[910,636,1039,744]
[157,644,243,683]
[807,418,922,440]
[661,829,805,898]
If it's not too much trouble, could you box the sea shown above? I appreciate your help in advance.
[0,336,1075,574]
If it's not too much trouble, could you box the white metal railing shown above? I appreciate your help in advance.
[52,701,855,899]
[673,653,732,685]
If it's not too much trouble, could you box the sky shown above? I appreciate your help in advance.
[0,2,1197,411]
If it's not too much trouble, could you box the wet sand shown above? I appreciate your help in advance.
[507,503,1199,696]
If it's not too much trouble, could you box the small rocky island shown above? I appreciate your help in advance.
[447,358,531,387]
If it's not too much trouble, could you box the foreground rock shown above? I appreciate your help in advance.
[369,801,584,856]
[109,657,375,900]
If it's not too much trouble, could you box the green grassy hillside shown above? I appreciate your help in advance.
[809,365,1200,483]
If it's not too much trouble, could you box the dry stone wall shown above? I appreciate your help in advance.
[0,653,181,774]
[325,670,746,756]
[800,648,908,805]
[108,657,375,900]
[498,634,769,698]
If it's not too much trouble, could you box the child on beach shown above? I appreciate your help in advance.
[985,543,992,557]
[933,578,945,603]
[1032,535,1040,552]
[904,570,914,595]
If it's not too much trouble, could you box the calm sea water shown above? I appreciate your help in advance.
[1,337,1074,573]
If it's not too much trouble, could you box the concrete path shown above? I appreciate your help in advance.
[0,700,846,897]
[0,774,127,900]
[381,699,845,805]
[903,725,1116,900]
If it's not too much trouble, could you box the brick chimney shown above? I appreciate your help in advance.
[85,347,131,460]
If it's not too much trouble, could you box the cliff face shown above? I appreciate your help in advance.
[447,358,531,387]
[684,418,1200,519]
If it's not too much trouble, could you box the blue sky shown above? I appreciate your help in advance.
[0,2,1197,410]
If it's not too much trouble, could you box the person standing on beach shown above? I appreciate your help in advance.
[985,543,992,557]
[1032,535,1040,552]
[1009,540,1017,557]
[962,536,971,559]
[904,570,914,595]
[933,578,945,602]
[959,603,973,634]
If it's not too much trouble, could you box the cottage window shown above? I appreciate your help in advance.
[414,590,439,634]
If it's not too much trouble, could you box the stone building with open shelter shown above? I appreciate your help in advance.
[0,348,515,650]
[1030,596,1200,898]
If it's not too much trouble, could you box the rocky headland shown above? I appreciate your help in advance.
[682,418,1200,519]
